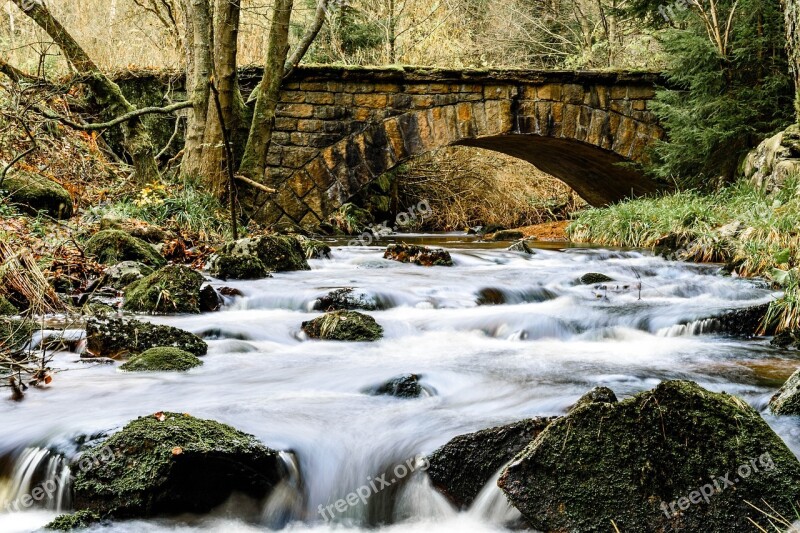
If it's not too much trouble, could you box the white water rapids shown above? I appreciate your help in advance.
[1,236,799,532]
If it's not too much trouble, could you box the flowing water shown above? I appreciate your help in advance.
[1,235,799,532]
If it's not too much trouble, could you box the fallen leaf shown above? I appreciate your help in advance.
[154,412,166,422]
[172,447,183,456]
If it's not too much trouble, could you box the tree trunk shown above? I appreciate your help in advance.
[238,0,295,181]
[10,0,159,184]
[786,0,800,121]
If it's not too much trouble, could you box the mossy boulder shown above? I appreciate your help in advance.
[296,235,332,259]
[568,386,618,412]
[384,244,453,267]
[101,261,154,290]
[578,272,614,285]
[120,347,203,372]
[44,510,101,531]
[72,412,286,518]
[367,374,425,398]
[2,170,73,218]
[208,235,310,275]
[0,317,34,351]
[302,310,383,341]
[99,216,169,243]
[207,253,271,280]
[0,294,18,315]
[313,288,378,311]
[123,265,204,314]
[498,380,800,532]
[491,230,524,241]
[85,317,207,358]
[85,230,166,267]
[427,418,555,509]
[769,368,800,415]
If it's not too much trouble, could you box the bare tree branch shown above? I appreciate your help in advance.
[35,100,193,131]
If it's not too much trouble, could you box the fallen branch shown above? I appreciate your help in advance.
[36,100,193,131]
[235,175,277,194]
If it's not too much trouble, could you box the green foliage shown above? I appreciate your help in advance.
[120,347,203,372]
[635,0,793,186]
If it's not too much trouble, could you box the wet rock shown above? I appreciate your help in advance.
[0,295,18,316]
[568,386,618,412]
[73,412,286,518]
[384,244,453,267]
[123,265,204,314]
[85,230,166,267]
[744,125,800,194]
[85,317,207,358]
[491,230,524,241]
[45,510,101,531]
[101,261,154,290]
[296,235,332,259]
[99,217,169,243]
[498,380,800,532]
[199,285,223,312]
[427,418,554,509]
[507,240,536,254]
[302,310,383,341]
[120,347,203,372]
[0,317,34,351]
[476,288,505,306]
[368,374,424,398]
[578,272,614,285]
[208,235,310,275]
[769,368,800,415]
[3,170,73,218]
[685,303,771,337]
[772,329,800,348]
[208,253,271,280]
[219,286,244,298]
[313,288,377,311]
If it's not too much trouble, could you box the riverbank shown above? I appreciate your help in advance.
[567,179,800,332]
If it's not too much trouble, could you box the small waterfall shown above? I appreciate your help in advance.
[657,318,718,337]
[467,466,521,526]
[0,447,71,513]
[262,451,305,528]
[393,470,456,522]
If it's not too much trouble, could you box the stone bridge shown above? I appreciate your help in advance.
[254,66,665,227]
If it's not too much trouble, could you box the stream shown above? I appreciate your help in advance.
[1,235,799,532]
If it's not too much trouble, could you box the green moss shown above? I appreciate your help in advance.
[302,310,383,341]
[0,317,34,351]
[44,510,100,531]
[123,265,204,314]
[120,347,202,372]
[85,317,207,358]
[297,236,332,260]
[499,380,800,532]
[207,253,270,280]
[0,295,18,316]
[213,235,310,273]
[84,230,166,267]
[491,230,524,241]
[2,170,73,218]
[73,412,283,518]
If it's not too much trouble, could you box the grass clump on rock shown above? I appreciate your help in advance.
[84,230,166,267]
[302,310,383,341]
[120,347,203,372]
[123,265,204,314]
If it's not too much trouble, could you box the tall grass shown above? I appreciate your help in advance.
[568,179,800,331]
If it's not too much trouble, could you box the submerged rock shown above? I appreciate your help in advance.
[578,272,614,285]
[44,510,101,531]
[302,310,383,341]
[313,288,377,311]
[769,368,800,415]
[208,235,310,275]
[384,244,453,267]
[3,170,73,218]
[73,412,286,518]
[772,329,800,348]
[507,240,536,254]
[85,230,166,267]
[476,288,505,306]
[120,347,203,372]
[123,265,204,314]
[207,253,271,280]
[498,380,800,532]
[101,261,154,290]
[427,418,554,509]
[368,374,424,398]
[85,317,207,358]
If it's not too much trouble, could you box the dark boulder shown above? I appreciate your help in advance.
[579,272,614,285]
[384,244,453,267]
[73,412,286,518]
[199,285,223,312]
[120,347,203,372]
[84,230,166,267]
[123,265,204,314]
[302,310,383,341]
[3,170,73,218]
[313,288,377,311]
[427,417,554,509]
[476,288,505,306]
[367,374,425,398]
[498,380,800,532]
[85,317,207,358]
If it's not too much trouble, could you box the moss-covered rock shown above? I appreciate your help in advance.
[85,230,166,267]
[123,265,204,314]
[491,230,524,241]
[208,235,310,275]
[100,216,169,243]
[73,412,286,518]
[769,368,800,415]
[85,317,207,358]
[120,347,203,372]
[367,374,425,398]
[0,294,18,315]
[101,261,154,290]
[568,386,618,412]
[0,317,34,351]
[498,380,800,532]
[207,253,271,280]
[313,288,378,311]
[427,418,555,509]
[296,235,332,259]
[2,170,73,218]
[384,244,453,267]
[302,310,383,341]
[44,510,101,531]
[578,272,614,285]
